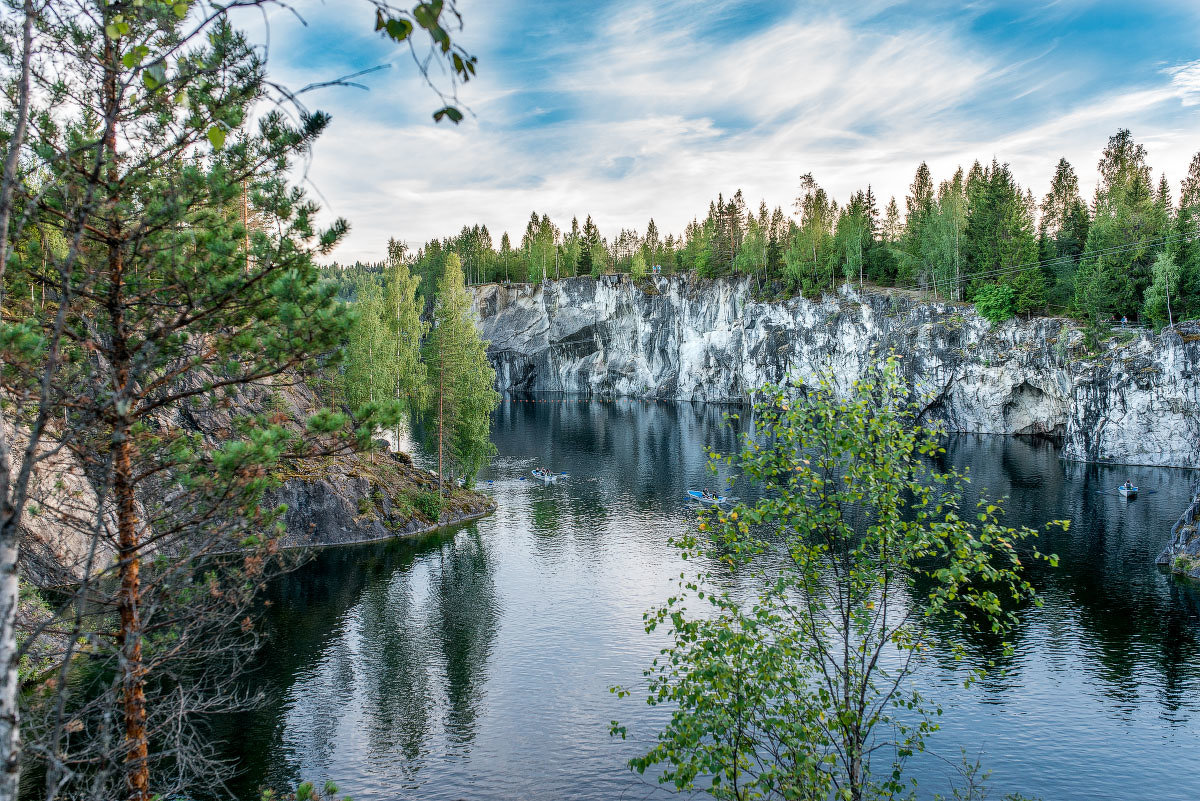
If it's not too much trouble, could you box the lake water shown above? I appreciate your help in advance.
[219,398,1200,801]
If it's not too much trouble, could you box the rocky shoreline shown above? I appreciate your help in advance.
[266,441,496,551]
[13,374,494,587]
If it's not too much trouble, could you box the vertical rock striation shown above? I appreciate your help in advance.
[473,275,1200,468]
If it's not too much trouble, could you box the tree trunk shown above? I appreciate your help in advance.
[438,346,444,504]
[0,491,21,801]
[104,23,150,798]
[114,431,150,801]
[1,6,47,792]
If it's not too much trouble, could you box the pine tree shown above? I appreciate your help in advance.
[905,162,935,226]
[1143,251,1181,329]
[1181,152,1200,210]
[644,217,661,268]
[882,197,902,243]
[1171,152,1200,322]
[1096,128,1152,208]
[1075,130,1163,324]
[0,10,420,796]
[581,215,601,277]
[499,231,514,283]
[1039,158,1090,307]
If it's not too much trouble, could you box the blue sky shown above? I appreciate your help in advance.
[237,0,1200,263]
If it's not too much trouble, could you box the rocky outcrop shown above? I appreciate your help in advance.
[473,275,1200,468]
[1158,485,1200,579]
[158,377,495,550]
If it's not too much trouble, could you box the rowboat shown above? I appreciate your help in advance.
[532,470,564,484]
[686,490,727,506]
[1118,485,1138,498]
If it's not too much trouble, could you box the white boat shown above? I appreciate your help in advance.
[687,490,727,506]
[531,470,564,484]
[1118,484,1138,498]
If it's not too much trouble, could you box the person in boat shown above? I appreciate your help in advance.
[1123,481,1135,491]
[702,488,715,501]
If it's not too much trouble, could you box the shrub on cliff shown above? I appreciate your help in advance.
[974,283,1016,324]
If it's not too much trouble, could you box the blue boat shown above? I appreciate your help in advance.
[687,490,727,506]
[1118,484,1138,498]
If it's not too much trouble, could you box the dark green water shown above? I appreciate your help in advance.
[220,398,1200,800]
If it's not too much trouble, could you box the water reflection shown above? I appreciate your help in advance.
[216,399,1200,801]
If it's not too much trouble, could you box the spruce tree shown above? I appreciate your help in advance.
[963,161,1041,312]
[1074,130,1163,326]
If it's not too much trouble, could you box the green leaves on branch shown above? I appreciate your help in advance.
[121,45,150,68]
[375,12,413,42]
[372,2,478,124]
[617,358,1062,801]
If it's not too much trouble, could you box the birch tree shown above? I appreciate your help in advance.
[422,254,498,496]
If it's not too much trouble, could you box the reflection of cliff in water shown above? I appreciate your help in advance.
[491,396,747,508]
[932,435,1200,709]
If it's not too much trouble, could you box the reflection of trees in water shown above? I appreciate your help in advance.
[530,496,563,536]
[427,528,500,746]
[211,526,500,796]
[932,435,1200,708]
[357,569,432,767]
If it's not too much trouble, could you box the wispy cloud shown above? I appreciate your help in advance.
[235,0,1200,262]
[1168,60,1200,106]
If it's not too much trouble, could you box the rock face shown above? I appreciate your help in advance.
[473,275,1200,468]
[1158,485,1200,580]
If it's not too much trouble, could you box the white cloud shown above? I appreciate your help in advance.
[240,1,1200,263]
[1168,59,1200,106]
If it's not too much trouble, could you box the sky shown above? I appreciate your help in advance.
[234,0,1200,264]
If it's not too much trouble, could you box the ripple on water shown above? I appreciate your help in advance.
[210,405,1200,801]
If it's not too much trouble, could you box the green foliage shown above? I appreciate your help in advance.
[1143,250,1182,329]
[422,254,500,491]
[413,490,443,521]
[382,241,430,415]
[974,284,1015,324]
[963,160,1041,311]
[630,250,647,280]
[618,360,1061,801]
[356,130,1197,327]
[262,779,352,801]
[342,275,393,409]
